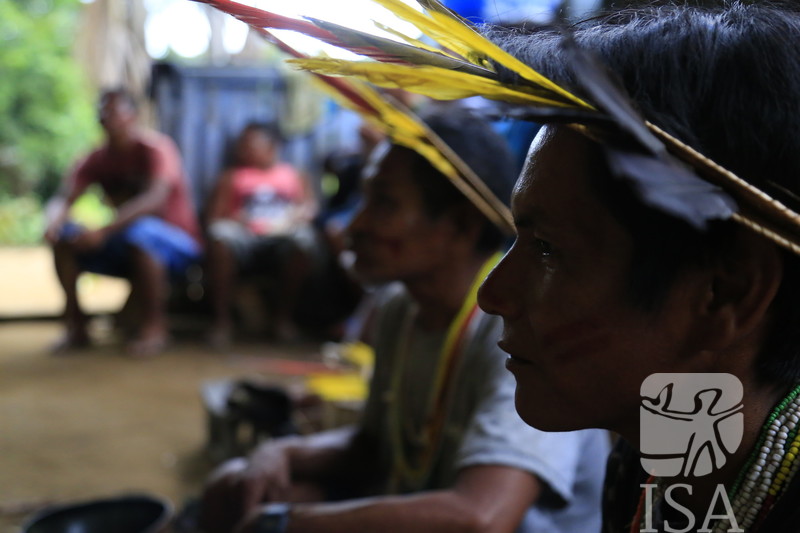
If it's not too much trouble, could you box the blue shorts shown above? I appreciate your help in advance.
[60,216,202,280]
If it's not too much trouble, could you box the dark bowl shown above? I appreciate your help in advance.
[21,494,172,533]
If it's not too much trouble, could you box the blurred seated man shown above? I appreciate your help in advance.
[199,111,610,533]
[44,88,202,357]
[205,122,317,346]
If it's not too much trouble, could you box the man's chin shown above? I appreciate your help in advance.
[515,395,585,432]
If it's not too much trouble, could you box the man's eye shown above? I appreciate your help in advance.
[534,238,553,257]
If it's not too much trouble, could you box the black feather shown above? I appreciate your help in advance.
[605,147,736,229]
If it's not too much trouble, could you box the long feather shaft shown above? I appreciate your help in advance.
[382,93,514,233]
[191,0,409,63]
[648,122,800,234]
[190,0,337,40]
[253,28,381,115]
[252,29,513,233]
[288,58,576,107]
[732,213,800,256]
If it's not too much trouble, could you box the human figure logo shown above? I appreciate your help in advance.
[640,373,743,477]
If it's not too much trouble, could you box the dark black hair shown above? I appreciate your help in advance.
[240,121,283,143]
[223,121,283,168]
[398,107,518,253]
[488,2,800,384]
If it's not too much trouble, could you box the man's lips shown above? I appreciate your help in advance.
[498,340,535,366]
[505,354,536,372]
[498,318,612,366]
[497,339,513,355]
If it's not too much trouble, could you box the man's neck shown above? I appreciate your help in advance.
[404,251,493,331]
[107,128,138,152]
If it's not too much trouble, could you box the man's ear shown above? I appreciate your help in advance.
[699,232,783,351]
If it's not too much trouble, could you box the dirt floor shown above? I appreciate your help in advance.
[0,319,330,532]
[0,247,130,319]
[0,248,335,532]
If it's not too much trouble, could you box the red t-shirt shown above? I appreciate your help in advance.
[70,130,201,243]
[224,163,307,235]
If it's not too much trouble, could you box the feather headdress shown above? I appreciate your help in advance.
[193,0,800,255]
[192,0,515,233]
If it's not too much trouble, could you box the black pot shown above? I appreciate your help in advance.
[21,494,172,533]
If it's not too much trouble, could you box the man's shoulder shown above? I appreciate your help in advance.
[135,129,180,156]
[80,143,111,165]
[73,143,114,178]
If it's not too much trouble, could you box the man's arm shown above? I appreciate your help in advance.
[96,136,185,242]
[240,464,540,533]
[283,169,318,227]
[43,170,90,244]
[66,177,170,252]
[200,426,379,533]
[103,177,170,234]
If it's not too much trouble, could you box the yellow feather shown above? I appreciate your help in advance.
[306,74,428,139]
[369,0,489,67]
[293,67,511,230]
[369,0,592,108]
[427,11,593,108]
[288,58,576,107]
[332,92,469,209]
[371,21,460,59]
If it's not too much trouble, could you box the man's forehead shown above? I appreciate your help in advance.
[511,126,564,212]
[511,126,606,227]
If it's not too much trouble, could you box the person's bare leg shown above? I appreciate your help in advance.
[207,238,236,348]
[127,246,169,357]
[113,288,140,339]
[51,241,90,351]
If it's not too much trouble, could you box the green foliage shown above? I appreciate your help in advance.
[71,185,114,228]
[0,186,112,246]
[0,0,100,200]
[0,194,44,245]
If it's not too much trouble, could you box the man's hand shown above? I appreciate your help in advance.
[200,444,293,533]
[43,197,70,245]
[44,221,64,245]
[70,228,108,252]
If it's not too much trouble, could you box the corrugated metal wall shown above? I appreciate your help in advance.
[150,62,354,214]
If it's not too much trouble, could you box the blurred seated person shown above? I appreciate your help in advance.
[205,122,317,346]
[43,87,202,357]
[199,111,610,533]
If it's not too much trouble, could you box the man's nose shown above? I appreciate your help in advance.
[477,250,520,319]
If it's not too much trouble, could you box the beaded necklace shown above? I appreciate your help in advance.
[631,383,800,533]
[387,253,500,493]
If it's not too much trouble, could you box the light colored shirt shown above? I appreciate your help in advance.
[359,283,610,533]
[224,164,307,235]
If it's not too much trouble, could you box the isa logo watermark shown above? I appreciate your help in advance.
[640,373,744,477]
[638,373,745,532]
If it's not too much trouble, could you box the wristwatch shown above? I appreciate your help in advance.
[251,502,291,533]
